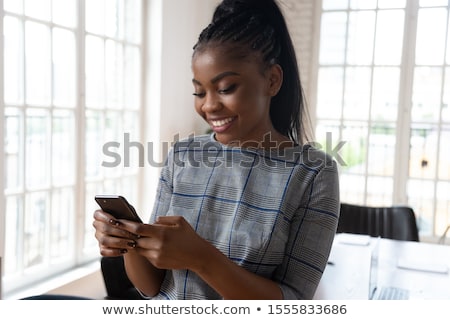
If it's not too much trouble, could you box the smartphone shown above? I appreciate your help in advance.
[95,195,142,223]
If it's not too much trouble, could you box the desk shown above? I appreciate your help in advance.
[314,233,450,300]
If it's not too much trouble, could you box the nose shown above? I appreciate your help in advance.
[201,93,222,114]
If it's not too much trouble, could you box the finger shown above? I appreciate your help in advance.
[155,215,184,226]
[96,232,138,250]
[93,218,138,240]
[99,245,129,257]
[118,219,166,238]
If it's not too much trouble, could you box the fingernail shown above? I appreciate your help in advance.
[109,219,121,226]
[120,249,128,254]
[127,241,136,248]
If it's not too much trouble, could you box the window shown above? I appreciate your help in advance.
[1,0,143,294]
[315,0,450,238]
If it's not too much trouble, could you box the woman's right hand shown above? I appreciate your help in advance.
[92,209,140,257]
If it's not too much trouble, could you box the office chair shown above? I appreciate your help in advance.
[337,203,420,242]
[101,256,143,299]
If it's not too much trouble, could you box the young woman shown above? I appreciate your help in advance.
[93,0,340,299]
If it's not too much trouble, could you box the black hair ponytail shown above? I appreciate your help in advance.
[194,0,310,144]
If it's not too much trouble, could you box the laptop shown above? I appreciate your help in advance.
[368,237,410,300]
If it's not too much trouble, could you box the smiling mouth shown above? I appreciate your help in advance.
[210,117,235,128]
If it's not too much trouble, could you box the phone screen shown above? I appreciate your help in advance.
[95,195,142,223]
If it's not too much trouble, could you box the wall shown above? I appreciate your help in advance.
[142,0,220,217]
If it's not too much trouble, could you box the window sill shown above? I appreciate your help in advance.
[3,261,106,300]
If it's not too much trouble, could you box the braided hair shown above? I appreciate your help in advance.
[193,0,309,144]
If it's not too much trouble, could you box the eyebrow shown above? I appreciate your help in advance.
[192,71,240,86]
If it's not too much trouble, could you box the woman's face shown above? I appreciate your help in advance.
[192,46,282,146]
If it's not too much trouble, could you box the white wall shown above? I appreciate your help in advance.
[142,0,219,216]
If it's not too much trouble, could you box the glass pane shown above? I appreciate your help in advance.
[350,0,376,10]
[123,111,140,138]
[367,124,396,176]
[25,21,51,106]
[4,0,23,13]
[347,11,375,65]
[341,122,368,175]
[314,120,341,145]
[316,68,344,119]
[319,12,348,65]
[438,126,450,179]
[447,18,450,64]
[53,28,76,108]
[104,112,124,177]
[407,179,434,235]
[374,10,404,65]
[52,0,77,28]
[85,111,104,178]
[85,35,105,108]
[4,196,22,274]
[371,67,400,121]
[124,46,141,110]
[124,0,142,43]
[51,188,74,259]
[339,174,366,203]
[4,16,24,105]
[24,192,48,268]
[25,0,51,21]
[435,182,450,236]
[85,182,103,250]
[105,0,124,39]
[5,108,23,191]
[409,125,438,179]
[419,0,448,7]
[343,67,371,120]
[86,0,105,35]
[443,68,450,122]
[26,109,50,188]
[123,112,143,172]
[52,110,75,185]
[322,0,348,10]
[105,111,123,144]
[416,8,447,65]
[411,67,442,122]
[366,176,393,206]
[105,40,124,108]
[377,0,406,8]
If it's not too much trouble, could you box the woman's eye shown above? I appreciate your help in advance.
[218,84,236,94]
[193,92,206,98]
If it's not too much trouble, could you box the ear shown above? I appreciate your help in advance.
[267,64,283,97]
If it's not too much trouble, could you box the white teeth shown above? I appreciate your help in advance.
[211,117,234,127]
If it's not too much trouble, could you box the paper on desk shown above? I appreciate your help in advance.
[336,233,371,246]
[397,258,449,274]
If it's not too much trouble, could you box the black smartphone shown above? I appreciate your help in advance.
[95,195,142,223]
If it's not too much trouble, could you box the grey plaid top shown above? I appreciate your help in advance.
[148,134,340,299]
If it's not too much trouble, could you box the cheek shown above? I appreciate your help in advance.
[194,100,205,118]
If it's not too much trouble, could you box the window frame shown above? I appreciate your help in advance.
[313,0,450,241]
[0,0,146,295]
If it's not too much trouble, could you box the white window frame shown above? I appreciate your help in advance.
[1,0,146,296]
[313,0,450,242]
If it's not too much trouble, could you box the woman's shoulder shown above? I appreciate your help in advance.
[284,143,338,174]
[172,133,217,150]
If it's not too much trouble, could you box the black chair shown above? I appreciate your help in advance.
[100,256,143,299]
[21,294,92,300]
[337,203,420,242]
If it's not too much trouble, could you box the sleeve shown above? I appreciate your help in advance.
[148,145,175,224]
[275,156,340,299]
